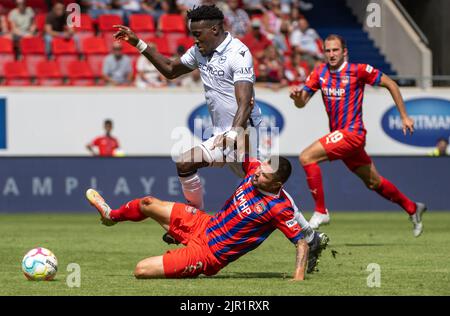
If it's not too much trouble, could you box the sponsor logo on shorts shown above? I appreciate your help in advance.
[285,219,300,231]
[381,97,450,147]
[184,205,197,214]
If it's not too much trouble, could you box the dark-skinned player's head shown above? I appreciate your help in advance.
[104,119,113,134]
[251,156,292,193]
[324,34,348,69]
[187,5,225,56]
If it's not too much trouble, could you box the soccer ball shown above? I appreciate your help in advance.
[21,247,58,281]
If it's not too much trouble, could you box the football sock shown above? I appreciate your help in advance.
[375,177,417,215]
[109,199,147,222]
[179,172,204,210]
[303,163,327,214]
[294,210,315,243]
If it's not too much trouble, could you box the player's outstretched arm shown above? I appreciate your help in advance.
[113,25,192,79]
[289,87,312,109]
[380,74,414,135]
[292,239,309,281]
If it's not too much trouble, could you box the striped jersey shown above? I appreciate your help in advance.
[206,160,304,264]
[303,61,382,135]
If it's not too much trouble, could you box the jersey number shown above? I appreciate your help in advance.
[326,131,344,144]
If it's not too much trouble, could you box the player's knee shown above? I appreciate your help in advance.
[366,179,381,190]
[139,196,154,207]
[299,152,312,166]
[134,262,152,279]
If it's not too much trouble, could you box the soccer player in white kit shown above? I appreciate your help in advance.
[113,5,321,259]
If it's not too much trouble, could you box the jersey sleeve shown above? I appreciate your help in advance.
[242,155,260,175]
[180,46,198,70]
[302,66,321,94]
[273,208,304,245]
[230,47,255,84]
[91,137,100,146]
[357,63,382,86]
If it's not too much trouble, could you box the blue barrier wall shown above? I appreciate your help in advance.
[0,157,448,213]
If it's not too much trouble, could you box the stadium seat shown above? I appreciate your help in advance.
[121,41,139,55]
[26,0,48,13]
[3,60,32,86]
[66,60,96,86]
[81,37,108,55]
[175,36,195,52]
[73,14,96,42]
[159,14,186,33]
[35,60,64,86]
[129,14,155,38]
[98,14,123,32]
[86,55,105,77]
[20,37,46,76]
[35,13,47,32]
[55,55,80,76]
[0,37,13,54]
[145,36,172,56]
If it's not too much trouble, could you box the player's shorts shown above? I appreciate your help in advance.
[162,203,225,278]
[319,129,372,171]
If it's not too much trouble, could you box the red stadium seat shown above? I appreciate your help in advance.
[129,14,155,32]
[0,37,14,54]
[98,14,123,32]
[67,60,95,86]
[159,14,186,33]
[20,36,46,54]
[81,37,108,55]
[51,37,78,55]
[55,55,80,76]
[86,55,106,77]
[121,41,139,55]
[73,14,96,42]
[145,36,172,56]
[176,36,195,51]
[35,60,65,86]
[35,13,47,32]
[26,0,48,13]
[3,60,32,86]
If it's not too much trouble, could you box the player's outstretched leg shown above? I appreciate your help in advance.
[352,163,427,237]
[299,141,331,229]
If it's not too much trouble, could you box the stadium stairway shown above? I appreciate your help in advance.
[304,0,396,75]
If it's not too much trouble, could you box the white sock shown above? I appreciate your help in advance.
[179,173,204,210]
[295,210,315,243]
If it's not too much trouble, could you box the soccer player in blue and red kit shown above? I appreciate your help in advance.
[289,34,426,236]
[86,156,329,279]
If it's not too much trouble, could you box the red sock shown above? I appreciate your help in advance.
[303,163,326,214]
[109,199,147,222]
[375,177,417,215]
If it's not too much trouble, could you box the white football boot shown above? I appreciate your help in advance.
[309,210,330,229]
[410,202,427,237]
[86,188,116,226]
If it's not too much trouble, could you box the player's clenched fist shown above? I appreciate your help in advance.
[113,25,139,47]
[289,87,302,101]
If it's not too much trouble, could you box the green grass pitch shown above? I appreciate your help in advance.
[1,212,449,296]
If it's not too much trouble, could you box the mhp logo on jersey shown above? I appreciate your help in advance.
[0,98,6,149]
[188,100,285,141]
[381,97,450,147]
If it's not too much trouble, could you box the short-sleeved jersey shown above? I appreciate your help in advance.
[205,159,304,264]
[303,61,382,135]
[180,32,262,134]
[90,135,119,157]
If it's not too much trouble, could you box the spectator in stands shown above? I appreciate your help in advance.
[242,0,264,15]
[102,41,133,86]
[44,2,77,56]
[224,0,250,38]
[255,44,287,90]
[240,19,272,61]
[141,0,164,26]
[289,17,323,67]
[87,119,121,157]
[0,5,9,37]
[284,51,310,86]
[135,53,168,88]
[8,0,36,44]
[429,137,449,157]
[85,0,125,19]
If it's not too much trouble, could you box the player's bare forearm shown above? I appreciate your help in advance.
[380,74,415,135]
[232,81,254,129]
[113,25,192,79]
[292,239,308,281]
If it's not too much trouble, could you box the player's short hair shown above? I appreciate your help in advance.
[104,119,113,126]
[325,34,347,50]
[187,5,224,23]
[269,156,292,184]
[437,137,449,144]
